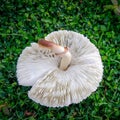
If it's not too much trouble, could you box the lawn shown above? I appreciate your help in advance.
[0,0,120,119]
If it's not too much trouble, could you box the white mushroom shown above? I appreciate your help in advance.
[17,30,103,107]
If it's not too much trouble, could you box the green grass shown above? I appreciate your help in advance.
[0,0,120,119]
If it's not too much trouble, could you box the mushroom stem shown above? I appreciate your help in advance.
[38,39,72,70]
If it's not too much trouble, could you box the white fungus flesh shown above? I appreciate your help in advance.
[17,30,103,107]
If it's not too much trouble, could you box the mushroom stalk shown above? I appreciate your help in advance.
[38,39,72,70]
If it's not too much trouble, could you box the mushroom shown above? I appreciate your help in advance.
[17,30,103,107]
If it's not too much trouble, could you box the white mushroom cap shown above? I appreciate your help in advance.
[17,30,103,107]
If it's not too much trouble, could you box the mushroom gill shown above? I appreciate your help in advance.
[17,30,103,107]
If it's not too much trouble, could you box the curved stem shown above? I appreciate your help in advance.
[59,47,72,70]
[38,39,72,70]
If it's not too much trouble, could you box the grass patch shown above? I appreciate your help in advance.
[0,0,120,119]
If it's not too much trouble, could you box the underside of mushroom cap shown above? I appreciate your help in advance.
[27,30,103,107]
[28,63,102,107]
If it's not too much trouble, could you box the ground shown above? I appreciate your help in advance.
[0,0,120,119]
